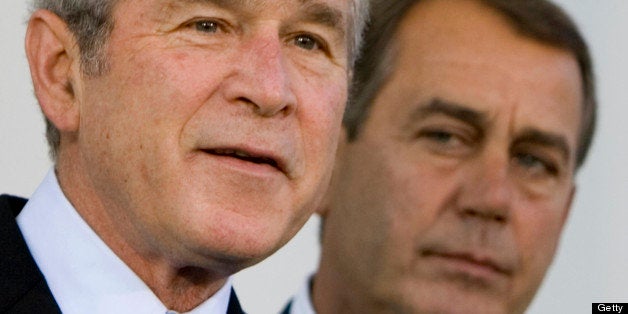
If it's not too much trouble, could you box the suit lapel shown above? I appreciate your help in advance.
[227,287,246,314]
[279,300,293,314]
[0,195,61,313]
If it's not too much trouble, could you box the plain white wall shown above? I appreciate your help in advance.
[1,1,626,313]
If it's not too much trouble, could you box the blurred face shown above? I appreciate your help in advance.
[322,0,582,313]
[74,0,351,268]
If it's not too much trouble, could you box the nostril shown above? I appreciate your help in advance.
[236,95,294,118]
[493,214,506,223]
[460,207,507,223]
[236,96,255,112]
[461,207,480,218]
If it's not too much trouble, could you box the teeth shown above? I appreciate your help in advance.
[207,148,278,169]
[234,151,251,158]
[211,149,254,159]
[214,149,247,157]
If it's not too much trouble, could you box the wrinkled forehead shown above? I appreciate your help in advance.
[407,4,579,105]
[116,0,352,27]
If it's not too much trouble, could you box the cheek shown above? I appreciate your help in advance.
[329,166,398,288]
[78,52,216,191]
[513,196,570,276]
[118,53,222,139]
[299,75,347,129]
[297,79,348,171]
[336,148,438,270]
[117,45,228,116]
[387,151,460,230]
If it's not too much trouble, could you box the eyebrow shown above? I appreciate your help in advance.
[411,98,488,130]
[513,128,572,163]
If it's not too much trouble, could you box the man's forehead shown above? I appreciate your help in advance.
[162,0,350,17]
[132,0,350,35]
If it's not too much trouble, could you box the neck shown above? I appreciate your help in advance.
[313,254,399,314]
[96,235,229,311]
[311,268,365,314]
[136,263,228,311]
[54,152,230,312]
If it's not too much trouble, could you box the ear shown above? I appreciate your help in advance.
[316,127,349,218]
[25,10,82,133]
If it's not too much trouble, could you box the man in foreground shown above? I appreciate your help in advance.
[283,0,596,312]
[0,0,368,313]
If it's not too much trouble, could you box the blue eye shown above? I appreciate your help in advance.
[416,127,474,158]
[515,153,558,176]
[425,130,454,143]
[194,20,220,33]
[293,34,322,51]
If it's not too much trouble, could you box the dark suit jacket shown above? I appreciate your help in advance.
[279,301,292,314]
[0,194,245,314]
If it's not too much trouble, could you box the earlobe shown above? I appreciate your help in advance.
[25,9,81,133]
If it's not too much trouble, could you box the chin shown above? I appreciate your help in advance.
[394,284,511,314]
[187,209,292,268]
[401,298,507,314]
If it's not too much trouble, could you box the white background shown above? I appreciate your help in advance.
[1,1,626,313]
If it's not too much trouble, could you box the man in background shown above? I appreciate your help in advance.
[283,0,595,313]
[0,0,368,313]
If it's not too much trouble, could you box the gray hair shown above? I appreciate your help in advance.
[345,0,596,169]
[348,0,370,67]
[31,0,117,160]
[31,0,369,160]
[30,0,117,76]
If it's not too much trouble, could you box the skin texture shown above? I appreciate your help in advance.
[314,0,582,313]
[26,0,352,310]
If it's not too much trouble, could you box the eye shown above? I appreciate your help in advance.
[418,128,469,148]
[292,34,326,52]
[424,130,456,144]
[415,127,475,158]
[196,21,218,33]
[189,19,225,34]
[514,152,559,177]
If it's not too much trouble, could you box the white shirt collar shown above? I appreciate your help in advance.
[16,169,233,314]
[289,276,316,314]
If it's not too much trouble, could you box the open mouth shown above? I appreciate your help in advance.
[203,148,282,172]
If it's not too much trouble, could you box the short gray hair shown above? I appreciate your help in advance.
[348,0,370,67]
[30,0,369,160]
[31,0,117,76]
[31,0,117,160]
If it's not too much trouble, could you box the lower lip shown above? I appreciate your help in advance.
[424,254,505,282]
[203,152,284,178]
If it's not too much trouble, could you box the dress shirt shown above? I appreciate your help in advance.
[16,169,232,314]
[288,276,316,314]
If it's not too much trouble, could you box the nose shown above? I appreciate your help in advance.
[223,30,297,117]
[458,149,514,223]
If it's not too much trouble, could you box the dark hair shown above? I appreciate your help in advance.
[345,0,596,168]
